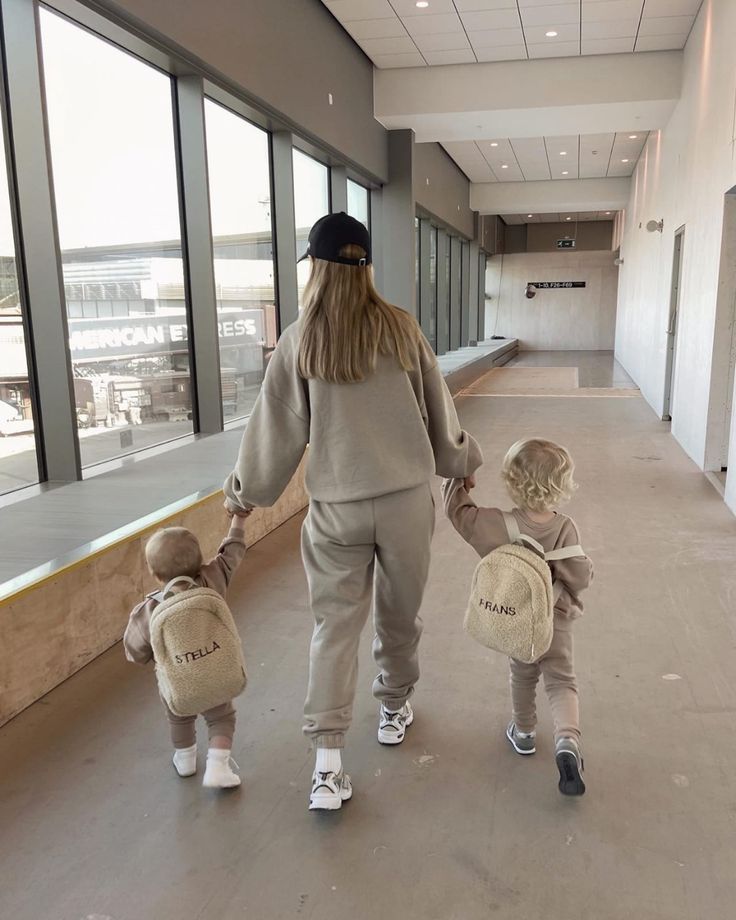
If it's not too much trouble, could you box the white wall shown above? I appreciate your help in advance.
[614,0,736,513]
[486,251,619,350]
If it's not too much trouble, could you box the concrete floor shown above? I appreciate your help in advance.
[2,353,736,920]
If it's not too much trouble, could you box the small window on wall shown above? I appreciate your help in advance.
[347,179,369,228]
[204,99,277,422]
[0,116,39,495]
[40,8,192,469]
[293,149,329,307]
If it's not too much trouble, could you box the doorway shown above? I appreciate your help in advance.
[705,188,736,484]
[663,227,685,421]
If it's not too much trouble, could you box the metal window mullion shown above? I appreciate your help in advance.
[436,230,449,356]
[330,165,347,214]
[174,74,222,434]
[468,241,480,345]
[450,236,461,351]
[271,130,298,330]
[418,219,431,341]
[1,0,80,482]
[478,252,487,341]
[370,186,383,289]
[460,240,471,348]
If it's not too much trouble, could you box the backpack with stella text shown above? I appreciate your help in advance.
[464,512,585,664]
[149,576,247,717]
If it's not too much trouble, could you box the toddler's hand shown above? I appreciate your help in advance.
[464,474,476,491]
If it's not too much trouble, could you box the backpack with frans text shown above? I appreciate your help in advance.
[149,576,247,717]
[464,513,584,664]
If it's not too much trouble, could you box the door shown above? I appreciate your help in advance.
[663,227,685,421]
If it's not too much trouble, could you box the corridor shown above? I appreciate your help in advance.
[1,353,734,920]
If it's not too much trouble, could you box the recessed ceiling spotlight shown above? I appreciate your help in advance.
[490,142,499,147]
[621,158,630,163]
[501,164,509,169]
[415,1,430,7]
[560,151,567,155]
[528,214,533,218]
[605,211,611,215]
[562,170,569,175]
[546,30,558,37]
[628,134,638,139]
[566,216,572,221]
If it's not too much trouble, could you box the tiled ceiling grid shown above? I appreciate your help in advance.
[442,131,649,182]
[323,0,704,69]
[502,211,616,223]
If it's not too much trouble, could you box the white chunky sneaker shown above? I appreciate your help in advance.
[378,702,414,745]
[202,750,241,789]
[172,744,197,777]
[309,768,353,811]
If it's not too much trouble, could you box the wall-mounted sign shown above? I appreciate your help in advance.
[529,281,586,289]
[557,239,576,249]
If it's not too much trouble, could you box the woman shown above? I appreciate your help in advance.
[224,212,481,811]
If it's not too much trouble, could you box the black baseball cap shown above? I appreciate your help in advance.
[298,211,372,266]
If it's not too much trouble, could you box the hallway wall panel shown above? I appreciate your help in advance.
[486,250,619,350]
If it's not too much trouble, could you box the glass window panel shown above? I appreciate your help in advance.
[429,227,438,352]
[0,120,39,494]
[204,99,277,422]
[293,149,329,306]
[40,9,192,468]
[347,179,369,228]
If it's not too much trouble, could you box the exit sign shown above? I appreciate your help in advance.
[557,239,576,249]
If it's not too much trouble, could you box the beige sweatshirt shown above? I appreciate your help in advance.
[224,320,482,509]
[123,525,246,665]
[442,478,593,618]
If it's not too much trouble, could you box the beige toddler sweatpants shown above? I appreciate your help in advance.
[163,699,236,749]
[302,483,435,749]
[509,615,580,744]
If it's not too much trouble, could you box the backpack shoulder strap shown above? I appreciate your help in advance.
[503,511,522,544]
[154,575,198,603]
[545,544,585,562]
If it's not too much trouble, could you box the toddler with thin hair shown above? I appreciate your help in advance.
[443,438,593,795]
[124,509,249,788]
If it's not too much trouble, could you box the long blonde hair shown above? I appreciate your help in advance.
[298,244,420,383]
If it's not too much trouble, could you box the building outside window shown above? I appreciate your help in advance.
[347,179,369,228]
[293,149,329,306]
[204,99,277,421]
[0,115,38,495]
[40,9,193,469]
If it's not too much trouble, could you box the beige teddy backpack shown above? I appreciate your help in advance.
[464,513,584,664]
[149,576,247,717]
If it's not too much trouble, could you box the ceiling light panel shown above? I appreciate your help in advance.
[523,22,580,43]
[442,141,497,183]
[389,0,456,13]
[545,135,579,179]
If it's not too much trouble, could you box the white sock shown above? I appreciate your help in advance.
[315,747,342,774]
[207,747,232,762]
[173,743,197,761]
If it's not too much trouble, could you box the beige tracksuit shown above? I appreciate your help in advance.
[442,479,593,743]
[225,320,482,748]
[123,526,246,747]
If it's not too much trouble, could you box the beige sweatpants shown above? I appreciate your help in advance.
[163,699,236,749]
[302,483,435,749]
[509,615,580,744]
